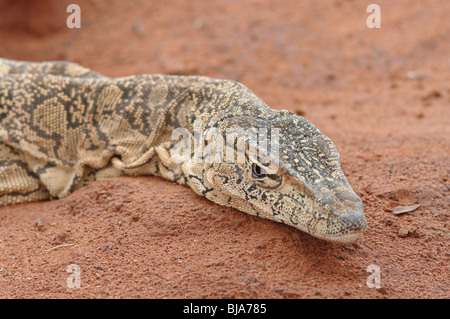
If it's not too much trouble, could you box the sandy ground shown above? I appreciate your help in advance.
[0,0,448,299]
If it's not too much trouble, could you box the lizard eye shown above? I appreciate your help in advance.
[252,163,268,178]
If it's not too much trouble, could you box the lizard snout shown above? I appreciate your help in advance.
[307,186,368,243]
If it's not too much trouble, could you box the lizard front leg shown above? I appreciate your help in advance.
[0,143,49,205]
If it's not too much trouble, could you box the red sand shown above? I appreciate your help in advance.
[0,0,448,298]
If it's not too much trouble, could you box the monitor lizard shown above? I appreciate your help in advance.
[0,58,367,243]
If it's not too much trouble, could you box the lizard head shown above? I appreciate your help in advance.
[184,111,367,243]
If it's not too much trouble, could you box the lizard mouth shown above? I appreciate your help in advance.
[316,208,368,244]
[293,222,366,244]
[289,204,368,244]
[312,230,366,244]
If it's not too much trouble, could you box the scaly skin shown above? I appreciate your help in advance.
[0,58,367,243]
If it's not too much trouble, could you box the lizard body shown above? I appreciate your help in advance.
[0,58,367,243]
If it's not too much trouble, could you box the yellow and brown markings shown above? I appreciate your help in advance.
[0,58,367,243]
